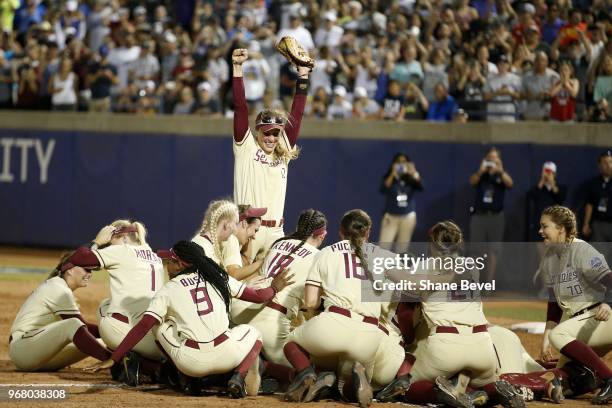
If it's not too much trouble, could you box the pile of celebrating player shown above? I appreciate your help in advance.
[8,45,612,408]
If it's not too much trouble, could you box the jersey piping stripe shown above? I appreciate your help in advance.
[54,309,80,313]
[144,311,163,323]
[160,331,180,348]
[492,343,502,370]
[93,250,106,269]
[234,129,252,147]
[305,279,321,287]
[238,328,250,342]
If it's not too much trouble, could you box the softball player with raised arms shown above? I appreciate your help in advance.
[231,46,310,261]
[86,241,293,397]
[248,209,328,366]
[9,252,110,371]
[283,209,384,407]
[539,205,612,404]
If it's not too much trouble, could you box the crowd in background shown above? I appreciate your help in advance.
[0,0,610,122]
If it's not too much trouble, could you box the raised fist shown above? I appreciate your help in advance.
[232,48,248,65]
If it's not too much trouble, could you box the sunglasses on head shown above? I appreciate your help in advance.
[257,115,286,127]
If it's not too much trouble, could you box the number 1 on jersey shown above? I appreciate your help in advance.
[150,264,156,291]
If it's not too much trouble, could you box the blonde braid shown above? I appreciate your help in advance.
[201,200,238,264]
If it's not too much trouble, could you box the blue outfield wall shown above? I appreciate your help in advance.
[0,129,604,251]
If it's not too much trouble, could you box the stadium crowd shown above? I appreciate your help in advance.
[0,0,610,122]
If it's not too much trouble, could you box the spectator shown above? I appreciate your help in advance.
[193,81,220,116]
[390,44,423,86]
[550,61,579,122]
[379,80,405,121]
[278,61,297,110]
[592,54,612,122]
[87,45,118,113]
[379,152,423,254]
[583,151,612,242]
[241,41,269,112]
[309,46,336,98]
[128,41,160,89]
[422,48,448,102]
[314,10,343,55]
[307,86,328,119]
[326,85,352,120]
[527,161,567,242]
[276,9,314,54]
[541,3,564,46]
[427,82,458,122]
[15,62,39,110]
[484,54,521,122]
[352,86,380,119]
[204,44,228,102]
[456,59,486,121]
[49,56,78,111]
[14,0,44,35]
[556,9,587,51]
[469,146,514,282]
[522,51,559,120]
[87,0,111,53]
[403,82,428,120]
[454,0,478,32]
[108,33,140,90]
[0,0,19,34]
[160,31,179,83]
[173,85,195,115]
[354,47,378,98]
[0,49,13,108]
[39,41,60,110]
[476,44,498,77]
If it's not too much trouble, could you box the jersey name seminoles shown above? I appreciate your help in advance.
[11,276,80,334]
[233,128,288,222]
[93,244,164,319]
[306,240,382,319]
[145,272,245,342]
[262,239,320,319]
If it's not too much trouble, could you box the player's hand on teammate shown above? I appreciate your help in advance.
[94,225,115,247]
[232,49,248,65]
[246,275,268,289]
[83,358,114,373]
[594,303,611,321]
[271,268,295,293]
[540,336,555,362]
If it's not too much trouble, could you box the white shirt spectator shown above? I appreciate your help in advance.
[522,67,559,120]
[242,58,270,102]
[314,13,344,53]
[310,58,337,96]
[129,51,160,88]
[108,45,141,91]
[354,64,378,98]
[422,63,449,102]
[327,85,352,119]
[484,72,522,122]
[206,57,229,98]
[277,26,315,53]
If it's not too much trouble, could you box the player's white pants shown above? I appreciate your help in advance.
[410,328,498,388]
[287,310,382,381]
[9,318,88,371]
[370,329,406,390]
[98,299,163,361]
[248,307,292,366]
[379,211,417,254]
[549,308,612,366]
[488,326,544,374]
[155,321,262,378]
[250,226,284,261]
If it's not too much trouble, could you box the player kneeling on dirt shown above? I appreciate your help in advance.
[9,252,110,371]
[85,240,293,398]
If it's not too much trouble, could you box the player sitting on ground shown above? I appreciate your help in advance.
[84,240,294,398]
[9,252,110,371]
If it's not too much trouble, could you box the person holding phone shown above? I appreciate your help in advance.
[469,147,514,282]
[379,153,423,253]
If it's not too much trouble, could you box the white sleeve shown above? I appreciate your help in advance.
[93,245,132,269]
[228,276,246,298]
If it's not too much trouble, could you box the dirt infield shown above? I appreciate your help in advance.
[0,254,610,407]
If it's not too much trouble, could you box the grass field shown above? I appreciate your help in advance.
[0,247,609,407]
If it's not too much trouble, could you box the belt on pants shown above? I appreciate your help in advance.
[261,218,284,228]
[111,313,129,324]
[184,332,229,350]
[266,301,288,315]
[328,305,387,334]
[571,302,602,318]
[435,324,488,334]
